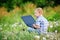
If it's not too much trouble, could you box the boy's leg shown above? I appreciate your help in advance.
[27,27,41,35]
[40,27,48,34]
[27,27,35,32]
[44,27,48,34]
[36,29,41,35]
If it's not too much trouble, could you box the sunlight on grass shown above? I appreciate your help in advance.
[0,3,60,40]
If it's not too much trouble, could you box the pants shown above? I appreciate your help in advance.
[27,27,48,35]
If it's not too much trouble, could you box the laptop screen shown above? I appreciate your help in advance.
[21,15,35,28]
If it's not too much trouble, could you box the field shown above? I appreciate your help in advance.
[0,3,60,40]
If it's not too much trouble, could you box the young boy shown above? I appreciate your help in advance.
[28,8,49,35]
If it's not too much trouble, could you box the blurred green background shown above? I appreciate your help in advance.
[0,0,60,40]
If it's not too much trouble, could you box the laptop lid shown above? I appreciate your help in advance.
[21,15,35,28]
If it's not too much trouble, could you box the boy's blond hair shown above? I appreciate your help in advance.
[35,8,43,14]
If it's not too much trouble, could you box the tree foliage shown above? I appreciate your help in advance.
[0,0,60,12]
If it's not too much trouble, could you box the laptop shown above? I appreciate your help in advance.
[21,15,35,28]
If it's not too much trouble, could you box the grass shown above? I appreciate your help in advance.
[0,3,60,40]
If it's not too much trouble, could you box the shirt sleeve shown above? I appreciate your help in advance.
[35,16,49,27]
[41,18,49,27]
[44,20,49,27]
[36,19,47,27]
[36,21,40,26]
[35,18,41,26]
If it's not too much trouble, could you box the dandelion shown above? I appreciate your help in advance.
[56,22,59,26]
[0,27,2,31]
[3,37,7,40]
[14,22,19,25]
[46,34,50,38]
[55,30,57,33]
[42,37,46,40]
[4,24,7,26]
[54,21,56,24]
[34,35,40,40]
[19,24,23,27]
[50,25,53,28]
[49,21,53,28]
[12,24,17,27]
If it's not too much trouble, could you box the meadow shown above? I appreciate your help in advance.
[0,2,60,40]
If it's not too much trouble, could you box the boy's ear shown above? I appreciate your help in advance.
[39,11,40,13]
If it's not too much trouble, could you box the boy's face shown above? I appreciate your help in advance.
[34,8,43,17]
[34,11,40,17]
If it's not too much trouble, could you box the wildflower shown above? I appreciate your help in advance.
[43,37,46,40]
[12,23,17,27]
[0,27,2,31]
[55,30,57,33]
[34,35,40,40]
[50,25,53,28]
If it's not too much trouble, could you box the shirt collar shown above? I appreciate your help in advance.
[37,15,43,18]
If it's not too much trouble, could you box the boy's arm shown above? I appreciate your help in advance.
[33,24,40,29]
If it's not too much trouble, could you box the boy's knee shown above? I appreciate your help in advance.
[27,27,35,32]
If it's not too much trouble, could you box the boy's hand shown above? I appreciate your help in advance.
[33,24,40,29]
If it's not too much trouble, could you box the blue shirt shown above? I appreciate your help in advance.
[35,15,49,33]
[36,15,49,27]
